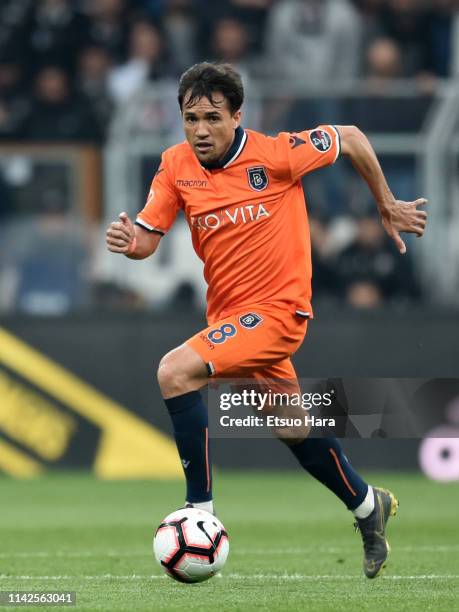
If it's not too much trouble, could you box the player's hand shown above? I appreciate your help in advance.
[106,212,136,254]
[380,198,428,254]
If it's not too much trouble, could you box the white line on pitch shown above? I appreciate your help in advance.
[0,551,147,558]
[0,574,457,581]
[0,545,458,558]
[234,545,459,555]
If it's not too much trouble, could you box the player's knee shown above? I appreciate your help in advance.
[158,344,208,399]
[259,398,311,443]
[271,422,310,444]
[157,350,200,398]
[270,411,311,444]
[157,354,185,397]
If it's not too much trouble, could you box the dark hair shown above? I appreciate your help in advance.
[178,62,244,114]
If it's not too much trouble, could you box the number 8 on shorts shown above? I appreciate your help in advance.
[207,323,237,344]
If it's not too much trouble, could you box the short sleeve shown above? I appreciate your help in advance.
[276,125,341,183]
[136,154,181,235]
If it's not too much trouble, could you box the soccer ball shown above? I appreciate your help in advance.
[153,508,229,583]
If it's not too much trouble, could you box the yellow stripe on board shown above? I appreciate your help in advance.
[0,327,182,479]
[0,439,43,477]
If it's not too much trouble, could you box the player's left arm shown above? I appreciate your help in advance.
[336,125,427,254]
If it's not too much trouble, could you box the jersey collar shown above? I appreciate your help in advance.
[200,126,247,170]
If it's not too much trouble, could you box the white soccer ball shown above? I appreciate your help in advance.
[153,507,229,583]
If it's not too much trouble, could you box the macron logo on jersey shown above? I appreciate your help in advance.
[176,179,208,188]
[191,203,269,231]
[289,134,306,149]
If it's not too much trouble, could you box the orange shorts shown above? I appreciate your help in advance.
[186,304,308,388]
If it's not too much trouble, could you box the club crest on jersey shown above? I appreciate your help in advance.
[247,166,268,191]
[239,313,263,329]
[309,129,332,153]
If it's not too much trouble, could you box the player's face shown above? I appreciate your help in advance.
[182,91,241,164]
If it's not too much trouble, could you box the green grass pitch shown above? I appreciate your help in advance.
[1,472,458,611]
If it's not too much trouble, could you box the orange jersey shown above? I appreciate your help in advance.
[136,125,340,323]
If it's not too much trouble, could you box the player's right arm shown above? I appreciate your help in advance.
[106,152,181,260]
[106,212,161,259]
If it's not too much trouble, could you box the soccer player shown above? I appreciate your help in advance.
[106,62,427,578]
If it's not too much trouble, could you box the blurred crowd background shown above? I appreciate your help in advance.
[0,0,458,315]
